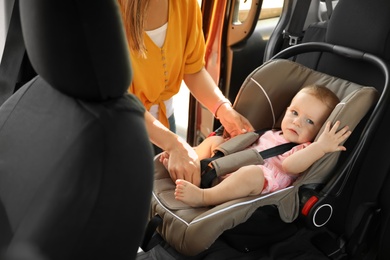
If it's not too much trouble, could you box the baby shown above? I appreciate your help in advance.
[161,85,351,207]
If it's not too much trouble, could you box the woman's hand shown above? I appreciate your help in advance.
[162,137,201,187]
[145,111,201,186]
[183,68,254,138]
[216,103,254,138]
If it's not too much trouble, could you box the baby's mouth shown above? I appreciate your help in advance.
[287,128,298,135]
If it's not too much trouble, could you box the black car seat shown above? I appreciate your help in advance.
[0,1,153,260]
[296,0,389,89]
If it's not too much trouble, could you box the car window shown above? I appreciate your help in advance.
[0,0,15,62]
[235,0,284,23]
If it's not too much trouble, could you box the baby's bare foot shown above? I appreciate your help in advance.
[159,152,169,169]
[175,179,205,207]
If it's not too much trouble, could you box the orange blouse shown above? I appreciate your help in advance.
[129,0,206,128]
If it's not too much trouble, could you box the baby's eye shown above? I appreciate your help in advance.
[291,110,298,115]
[306,118,314,125]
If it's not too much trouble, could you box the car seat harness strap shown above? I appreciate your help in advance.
[200,131,296,188]
[214,131,260,155]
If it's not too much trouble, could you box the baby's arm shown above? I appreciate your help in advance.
[282,121,351,174]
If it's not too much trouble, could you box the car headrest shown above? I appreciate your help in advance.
[19,0,131,101]
[326,0,390,60]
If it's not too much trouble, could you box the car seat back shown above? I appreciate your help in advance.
[0,1,153,259]
[297,0,390,89]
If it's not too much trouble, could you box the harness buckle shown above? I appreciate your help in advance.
[289,35,300,46]
[283,30,301,46]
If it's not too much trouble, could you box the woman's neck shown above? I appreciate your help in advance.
[144,0,168,31]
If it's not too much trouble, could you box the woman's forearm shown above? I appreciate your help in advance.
[144,110,178,151]
[184,67,227,113]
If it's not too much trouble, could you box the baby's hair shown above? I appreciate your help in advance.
[299,84,340,113]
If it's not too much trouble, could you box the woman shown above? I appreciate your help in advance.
[117,0,254,186]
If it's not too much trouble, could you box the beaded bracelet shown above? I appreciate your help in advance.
[212,98,232,119]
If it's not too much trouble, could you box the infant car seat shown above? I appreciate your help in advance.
[0,1,153,260]
[143,44,388,256]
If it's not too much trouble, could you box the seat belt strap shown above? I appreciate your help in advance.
[141,214,163,252]
[0,0,25,105]
[324,0,333,19]
[260,142,297,159]
[283,0,312,46]
[214,131,260,156]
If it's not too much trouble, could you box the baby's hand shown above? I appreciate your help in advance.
[317,121,351,153]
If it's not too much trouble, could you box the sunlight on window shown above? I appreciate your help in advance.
[238,0,284,22]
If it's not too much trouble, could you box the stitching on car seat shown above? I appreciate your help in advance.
[152,192,191,226]
[152,187,294,227]
[250,77,276,128]
[190,187,292,225]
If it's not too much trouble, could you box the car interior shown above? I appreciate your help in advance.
[1,0,390,260]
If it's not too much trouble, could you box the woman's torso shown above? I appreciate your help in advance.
[129,0,206,127]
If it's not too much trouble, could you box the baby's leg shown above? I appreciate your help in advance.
[194,135,225,159]
[175,165,264,207]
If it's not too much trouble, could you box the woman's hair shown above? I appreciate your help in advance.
[300,84,340,113]
[117,0,150,57]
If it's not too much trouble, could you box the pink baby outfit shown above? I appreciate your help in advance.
[252,130,309,194]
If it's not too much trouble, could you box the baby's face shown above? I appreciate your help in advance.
[281,92,330,143]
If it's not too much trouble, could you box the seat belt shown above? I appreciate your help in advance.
[323,0,334,19]
[141,214,163,252]
[0,0,26,105]
[282,0,313,47]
